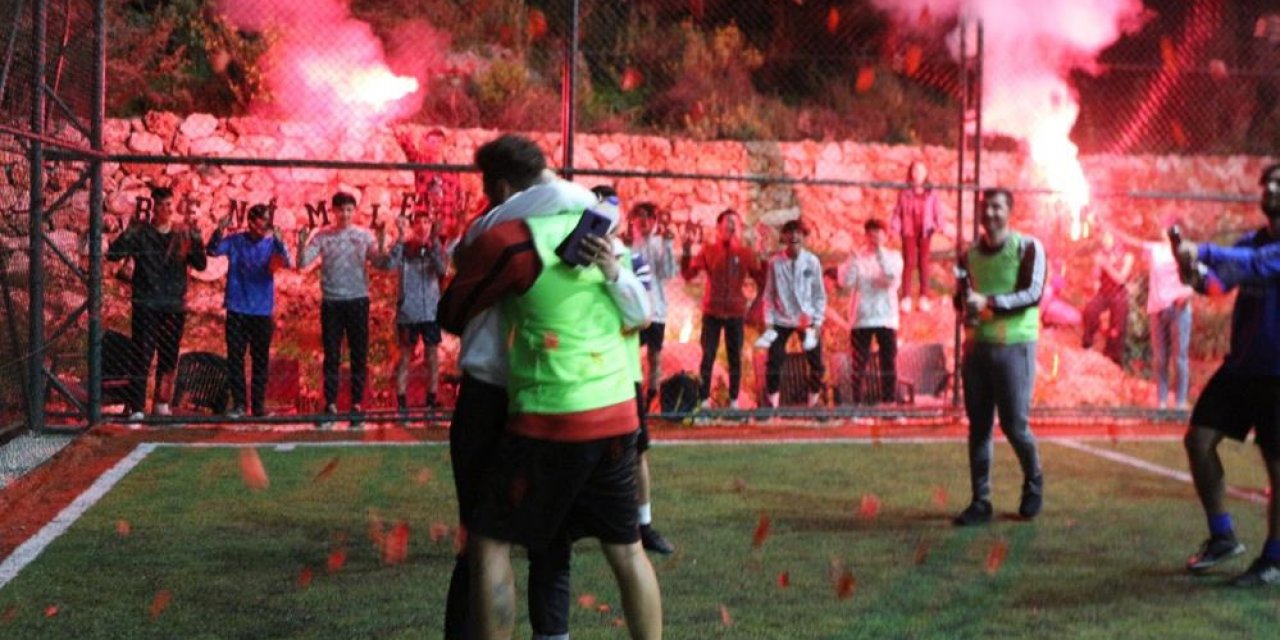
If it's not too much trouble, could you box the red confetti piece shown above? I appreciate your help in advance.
[368,510,386,551]
[453,525,468,555]
[1160,37,1177,71]
[752,513,771,549]
[596,603,611,614]
[1170,120,1188,148]
[719,604,734,626]
[44,605,58,618]
[826,7,840,34]
[1108,422,1119,445]
[870,423,882,447]
[857,494,881,520]
[914,542,930,566]
[904,45,923,76]
[429,522,450,543]
[689,100,706,123]
[327,546,348,573]
[621,67,643,92]
[384,521,411,566]
[731,477,748,492]
[313,457,340,482]
[612,617,626,627]
[527,9,548,41]
[577,594,597,609]
[414,468,434,487]
[776,571,790,589]
[855,67,876,93]
[1208,59,1228,80]
[932,486,948,509]
[2,605,19,624]
[542,332,560,350]
[116,519,131,537]
[835,570,856,600]
[239,448,269,491]
[297,567,313,589]
[985,540,1008,575]
[148,590,172,620]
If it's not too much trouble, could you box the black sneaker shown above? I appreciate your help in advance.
[1231,557,1280,587]
[952,500,993,527]
[640,524,675,555]
[349,404,364,430]
[1186,535,1246,573]
[225,405,246,419]
[1019,478,1043,519]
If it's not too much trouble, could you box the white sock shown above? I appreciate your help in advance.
[532,634,569,640]
[638,502,652,526]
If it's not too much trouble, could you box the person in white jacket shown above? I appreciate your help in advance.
[839,218,903,404]
[757,219,828,408]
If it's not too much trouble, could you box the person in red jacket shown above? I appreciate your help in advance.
[681,209,764,408]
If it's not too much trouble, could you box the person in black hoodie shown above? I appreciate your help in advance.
[107,187,206,420]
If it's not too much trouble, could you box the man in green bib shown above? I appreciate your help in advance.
[953,187,1047,526]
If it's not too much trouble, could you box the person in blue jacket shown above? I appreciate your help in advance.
[1178,162,1280,587]
[207,204,292,417]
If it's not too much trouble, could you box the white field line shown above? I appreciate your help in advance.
[0,443,158,590]
[1053,439,1267,505]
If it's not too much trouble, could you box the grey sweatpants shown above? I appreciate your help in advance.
[961,340,1043,503]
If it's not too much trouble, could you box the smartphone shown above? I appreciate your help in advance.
[555,208,614,267]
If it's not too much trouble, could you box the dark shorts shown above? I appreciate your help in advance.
[1191,367,1280,456]
[639,322,666,352]
[471,432,640,553]
[397,321,442,348]
[634,383,650,453]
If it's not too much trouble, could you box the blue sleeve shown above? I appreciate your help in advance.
[1198,241,1280,289]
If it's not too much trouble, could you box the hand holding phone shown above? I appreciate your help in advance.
[555,208,614,267]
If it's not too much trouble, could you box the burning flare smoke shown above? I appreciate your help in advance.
[872,0,1148,237]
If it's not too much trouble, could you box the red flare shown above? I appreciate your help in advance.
[577,594,597,609]
[776,571,790,589]
[857,494,881,520]
[752,513,771,549]
[239,448,269,491]
[826,7,840,34]
[313,457,340,482]
[384,520,411,566]
[904,45,923,76]
[719,604,734,626]
[985,540,1008,575]
[297,567,313,589]
[116,519,131,537]
[149,590,172,620]
[855,67,875,93]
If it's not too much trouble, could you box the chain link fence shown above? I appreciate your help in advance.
[2,0,1276,430]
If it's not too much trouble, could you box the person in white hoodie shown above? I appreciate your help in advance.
[757,219,828,408]
[839,218,903,404]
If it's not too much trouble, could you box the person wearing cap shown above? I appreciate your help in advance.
[756,219,828,408]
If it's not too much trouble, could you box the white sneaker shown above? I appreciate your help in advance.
[153,403,172,417]
[918,297,933,312]
[127,411,145,422]
[700,399,713,410]
[729,398,741,410]
[901,297,914,313]
[808,392,821,407]
[767,392,780,408]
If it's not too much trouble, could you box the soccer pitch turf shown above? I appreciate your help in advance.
[1,437,1278,638]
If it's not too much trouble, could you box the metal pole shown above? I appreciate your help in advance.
[974,23,985,241]
[87,0,104,425]
[952,19,968,409]
[0,0,26,101]
[560,0,579,176]
[27,0,47,431]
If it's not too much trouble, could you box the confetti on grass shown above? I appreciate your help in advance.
[313,457,340,482]
[777,571,790,589]
[148,590,172,620]
[577,594,597,609]
[238,448,269,491]
[985,540,1009,575]
[857,494,881,520]
[384,521,411,565]
[752,513,771,549]
[297,567,313,589]
[719,604,733,626]
[116,519,131,537]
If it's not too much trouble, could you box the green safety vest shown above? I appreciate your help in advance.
[502,214,635,416]
[968,232,1040,344]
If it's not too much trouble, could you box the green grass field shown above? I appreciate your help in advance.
[1,438,1278,639]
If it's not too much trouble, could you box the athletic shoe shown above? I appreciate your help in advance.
[952,500,993,526]
[1019,477,1043,519]
[901,297,914,313]
[153,403,172,417]
[807,392,822,408]
[640,524,675,555]
[767,392,780,409]
[918,297,933,312]
[225,406,245,419]
[1186,535,1246,573]
[1231,557,1280,587]
[316,404,338,429]
[127,411,145,423]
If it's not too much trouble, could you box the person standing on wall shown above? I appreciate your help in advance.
[891,160,942,314]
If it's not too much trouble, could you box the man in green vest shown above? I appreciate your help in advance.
[953,187,1047,526]
[441,177,660,637]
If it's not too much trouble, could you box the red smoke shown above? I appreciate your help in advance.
[216,0,442,128]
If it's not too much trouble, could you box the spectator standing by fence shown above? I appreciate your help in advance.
[839,218,903,404]
[628,202,677,410]
[380,211,449,416]
[757,220,827,408]
[106,186,206,420]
